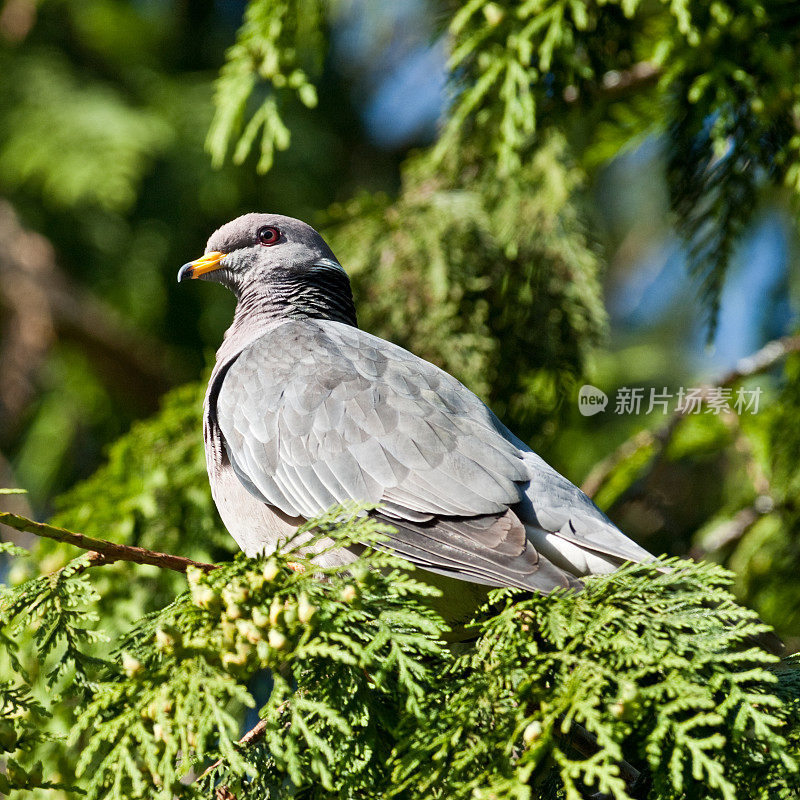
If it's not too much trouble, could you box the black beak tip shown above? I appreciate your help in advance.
[177,263,194,283]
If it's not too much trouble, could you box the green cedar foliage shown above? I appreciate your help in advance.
[3,1,800,799]
[328,137,606,432]
[214,0,800,337]
[207,0,324,174]
[587,351,800,645]
[392,560,798,800]
[2,507,800,799]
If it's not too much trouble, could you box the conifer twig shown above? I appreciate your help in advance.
[197,717,269,786]
[0,511,216,574]
[568,722,642,788]
[581,333,800,499]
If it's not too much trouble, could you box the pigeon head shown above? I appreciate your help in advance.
[178,213,357,326]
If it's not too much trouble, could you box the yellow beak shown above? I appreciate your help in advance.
[177,251,225,282]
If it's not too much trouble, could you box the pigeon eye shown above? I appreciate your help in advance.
[257,226,280,246]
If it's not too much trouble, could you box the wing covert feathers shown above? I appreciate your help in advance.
[211,319,651,592]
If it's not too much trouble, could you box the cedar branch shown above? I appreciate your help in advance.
[197,718,269,787]
[0,511,216,573]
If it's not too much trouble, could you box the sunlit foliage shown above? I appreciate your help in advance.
[2,1,800,798]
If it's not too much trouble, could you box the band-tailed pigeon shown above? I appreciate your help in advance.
[179,213,653,610]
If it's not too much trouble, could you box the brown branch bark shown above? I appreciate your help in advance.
[581,333,800,499]
[197,718,269,787]
[0,510,216,574]
[689,506,760,560]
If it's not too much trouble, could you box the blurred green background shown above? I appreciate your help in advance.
[1,0,800,646]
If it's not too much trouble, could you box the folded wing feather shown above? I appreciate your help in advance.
[214,318,651,591]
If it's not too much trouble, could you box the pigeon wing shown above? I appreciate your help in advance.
[214,319,578,591]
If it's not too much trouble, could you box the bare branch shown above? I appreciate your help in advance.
[690,507,760,560]
[0,510,216,574]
